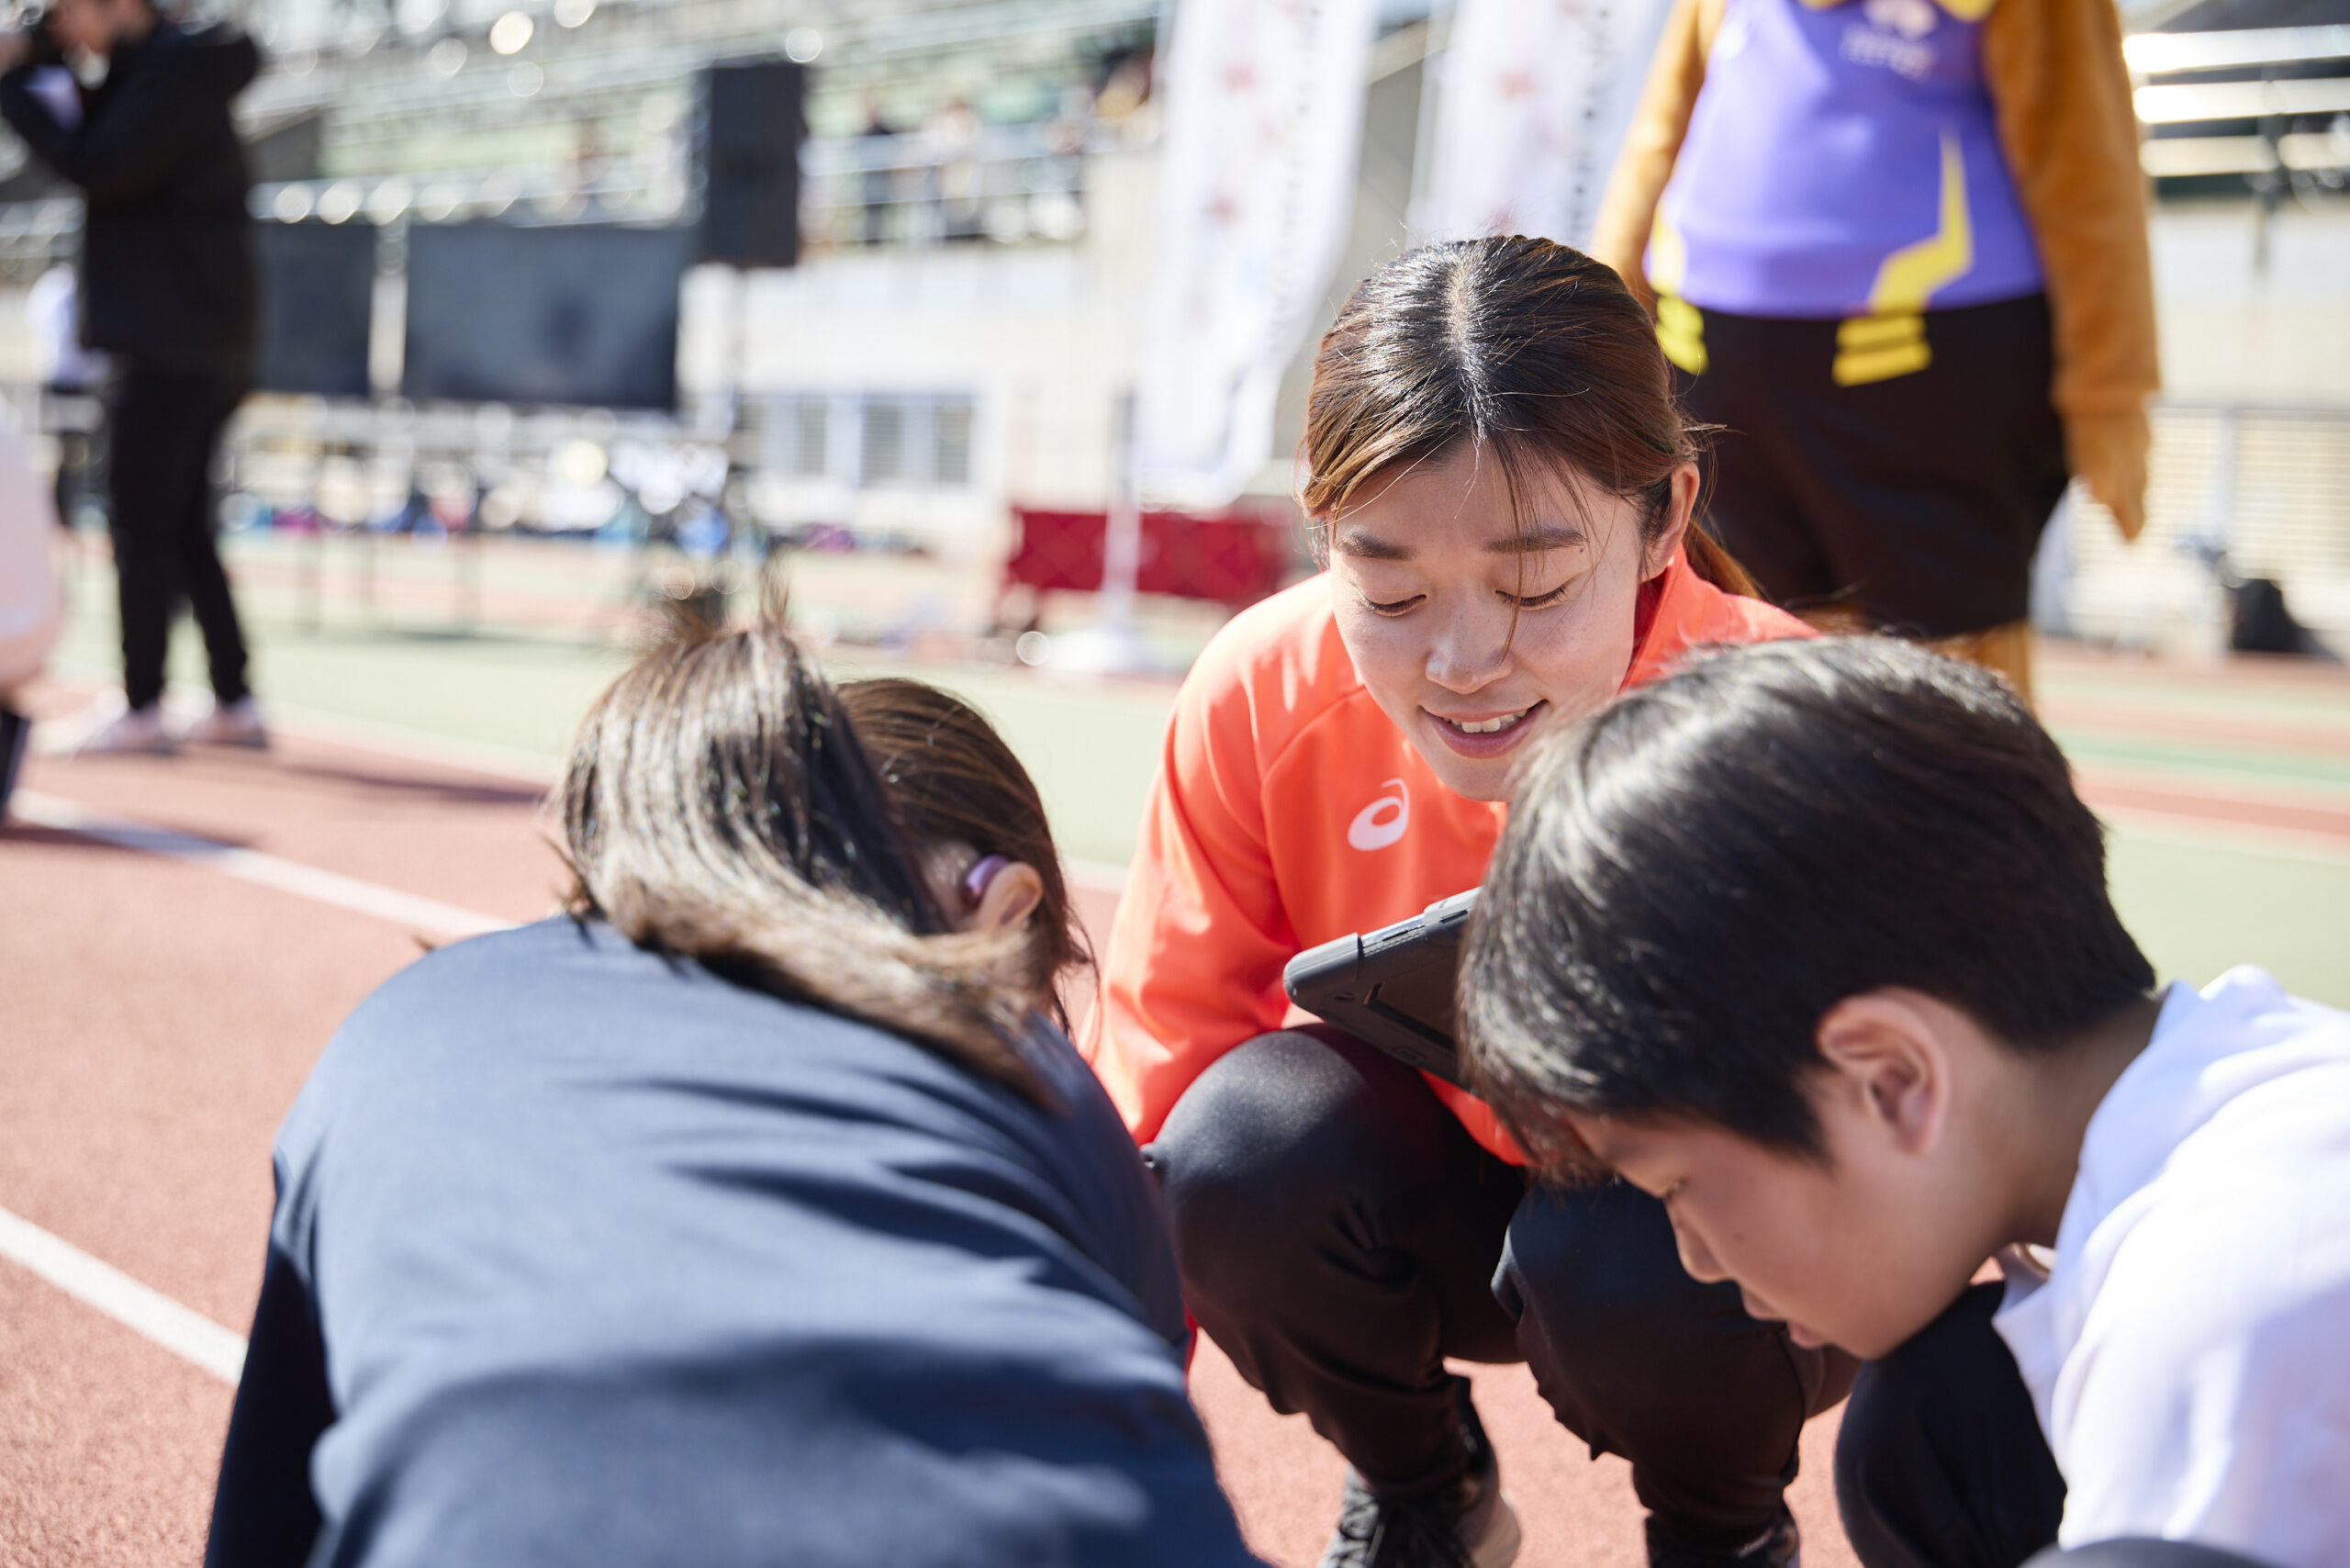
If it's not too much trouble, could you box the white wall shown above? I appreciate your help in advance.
[2153,200,2350,406]
[681,148,1160,564]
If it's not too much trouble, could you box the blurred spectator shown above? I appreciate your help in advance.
[923,95,984,241]
[28,262,105,394]
[1045,83,1093,158]
[1593,0,2156,702]
[0,0,268,752]
[28,263,106,535]
[858,95,897,244]
[0,418,61,817]
[1093,44,1154,139]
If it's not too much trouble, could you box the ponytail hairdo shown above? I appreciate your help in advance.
[1301,234,1755,596]
[561,619,1043,1099]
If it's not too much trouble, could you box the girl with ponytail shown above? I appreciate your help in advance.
[207,622,1257,1568]
[1084,235,1848,1568]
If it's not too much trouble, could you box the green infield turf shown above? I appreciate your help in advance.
[53,543,2349,1008]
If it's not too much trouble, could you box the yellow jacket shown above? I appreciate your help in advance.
[1591,0,2157,539]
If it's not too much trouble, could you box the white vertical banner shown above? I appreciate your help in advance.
[1132,0,1380,510]
[1412,0,1673,248]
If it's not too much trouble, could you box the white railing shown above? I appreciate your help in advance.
[2130,24,2350,184]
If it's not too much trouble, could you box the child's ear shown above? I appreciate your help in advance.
[1814,991,1952,1156]
[972,861,1044,934]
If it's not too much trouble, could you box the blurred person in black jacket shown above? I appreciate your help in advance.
[1,0,266,753]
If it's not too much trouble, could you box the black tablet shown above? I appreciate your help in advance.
[1281,889,1478,1087]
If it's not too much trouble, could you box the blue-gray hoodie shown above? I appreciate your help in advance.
[205,917,1260,1568]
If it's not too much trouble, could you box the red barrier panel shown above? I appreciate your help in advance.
[1004,509,1110,596]
[1005,506,1294,609]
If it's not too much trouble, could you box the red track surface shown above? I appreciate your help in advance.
[1,711,1858,1568]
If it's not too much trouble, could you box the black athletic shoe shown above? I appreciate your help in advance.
[1318,1375,1523,1568]
[1647,1505,1801,1568]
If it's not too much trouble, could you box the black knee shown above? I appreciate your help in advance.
[1150,1026,1457,1309]
[1496,1177,1697,1338]
[1836,1282,2064,1568]
[1502,1181,1816,1554]
[1499,1179,1784,1426]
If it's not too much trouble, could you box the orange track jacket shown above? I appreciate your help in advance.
[1083,553,1810,1162]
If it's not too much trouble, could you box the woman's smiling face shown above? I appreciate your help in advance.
[1326,445,1694,802]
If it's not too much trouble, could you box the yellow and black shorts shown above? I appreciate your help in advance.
[1669,293,2068,640]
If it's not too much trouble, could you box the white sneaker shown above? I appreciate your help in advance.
[77,703,176,756]
[179,697,270,749]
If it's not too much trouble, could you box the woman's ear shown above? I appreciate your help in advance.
[972,861,1044,933]
[1814,991,1953,1157]
[1643,463,1700,581]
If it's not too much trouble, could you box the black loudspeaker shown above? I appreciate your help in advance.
[254,219,376,398]
[699,59,804,268]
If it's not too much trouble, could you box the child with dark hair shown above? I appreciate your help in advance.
[839,677,1096,1036]
[1460,637,2350,1568]
[205,622,1261,1568]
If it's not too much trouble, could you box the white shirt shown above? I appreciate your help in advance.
[26,263,105,392]
[0,420,60,692]
[1995,968,2350,1568]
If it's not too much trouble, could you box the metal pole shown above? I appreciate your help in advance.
[1048,386,1153,673]
[1099,387,1140,633]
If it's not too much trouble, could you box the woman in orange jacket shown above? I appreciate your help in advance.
[1083,236,1852,1568]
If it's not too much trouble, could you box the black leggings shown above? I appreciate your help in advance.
[107,368,250,712]
[1149,1027,1853,1562]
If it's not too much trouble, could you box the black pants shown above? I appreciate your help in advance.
[107,368,250,712]
[1676,296,2070,640]
[1834,1283,2065,1568]
[1151,1028,1853,1562]
[1836,1284,2278,1568]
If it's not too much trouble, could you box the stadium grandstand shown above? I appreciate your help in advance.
[0,0,2341,650]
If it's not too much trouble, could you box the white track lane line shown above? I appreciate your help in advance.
[12,791,517,940]
[5,791,511,1383]
[36,676,1135,899]
[0,1205,245,1384]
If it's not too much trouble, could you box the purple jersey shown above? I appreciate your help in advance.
[1647,0,2042,320]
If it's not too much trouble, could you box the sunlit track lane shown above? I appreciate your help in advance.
[0,1265,229,1568]
[1,722,567,1567]
[0,834,439,1565]
[17,731,567,930]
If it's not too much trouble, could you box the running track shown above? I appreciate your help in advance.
[10,649,2349,1568]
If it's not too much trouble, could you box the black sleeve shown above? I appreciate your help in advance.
[0,58,205,207]
[203,1239,332,1568]
[0,72,64,165]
